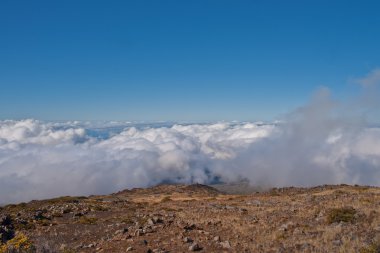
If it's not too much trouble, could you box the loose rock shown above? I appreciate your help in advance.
[220,240,231,249]
[189,242,202,251]
[183,237,193,243]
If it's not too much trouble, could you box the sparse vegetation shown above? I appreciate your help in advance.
[326,207,357,224]
[45,196,87,204]
[62,249,76,253]
[77,216,97,225]
[51,211,63,218]
[160,196,172,202]
[0,233,35,253]
[3,203,28,214]
[120,217,134,224]
[91,204,109,212]
[269,190,280,196]
[37,220,51,227]
[62,207,72,214]
[1,184,379,252]
[136,216,148,225]
[13,222,35,231]
[161,207,177,212]
[360,241,380,253]
[181,199,195,202]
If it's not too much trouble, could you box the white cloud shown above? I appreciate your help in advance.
[1,113,380,204]
[1,70,380,204]
[0,120,275,203]
[0,119,87,146]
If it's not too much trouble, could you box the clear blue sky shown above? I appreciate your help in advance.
[1,0,379,121]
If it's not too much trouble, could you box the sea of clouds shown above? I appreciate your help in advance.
[0,119,276,203]
[1,69,380,204]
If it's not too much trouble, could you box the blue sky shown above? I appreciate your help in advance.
[1,0,379,121]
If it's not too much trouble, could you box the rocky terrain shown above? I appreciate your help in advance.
[1,184,380,253]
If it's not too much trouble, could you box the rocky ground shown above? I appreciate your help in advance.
[1,184,380,253]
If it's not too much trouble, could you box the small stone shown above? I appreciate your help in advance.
[134,229,144,236]
[115,229,123,235]
[189,242,202,251]
[300,243,311,250]
[213,236,220,242]
[220,241,231,249]
[147,218,155,225]
[183,237,193,243]
[74,243,84,250]
[184,224,196,231]
[34,210,45,220]
[332,240,342,246]
[0,215,12,226]
[248,200,261,206]
[153,217,163,223]
[279,222,294,232]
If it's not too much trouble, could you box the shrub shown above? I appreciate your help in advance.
[13,222,35,231]
[46,196,87,204]
[161,207,177,212]
[0,233,35,253]
[62,249,76,253]
[62,207,72,214]
[3,203,28,215]
[359,241,380,253]
[160,196,172,203]
[77,216,97,225]
[51,212,63,218]
[37,220,51,226]
[121,217,134,224]
[326,207,356,224]
[91,205,109,211]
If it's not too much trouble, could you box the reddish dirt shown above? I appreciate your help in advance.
[1,184,380,252]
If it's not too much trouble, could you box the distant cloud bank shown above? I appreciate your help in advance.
[0,119,276,203]
[1,70,380,204]
[1,112,380,204]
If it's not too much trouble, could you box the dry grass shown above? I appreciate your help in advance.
[45,196,87,204]
[160,196,172,203]
[2,184,380,252]
[77,216,98,225]
[359,240,380,253]
[326,207,356,224]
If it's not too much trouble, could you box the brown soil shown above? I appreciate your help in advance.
[1,184,380,252]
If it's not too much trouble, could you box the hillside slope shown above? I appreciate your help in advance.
[1,184,380,252]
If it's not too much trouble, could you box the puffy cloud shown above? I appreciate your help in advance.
[0,120,275,204]
[2,70,380,204]
[1,111,380,204]
[0,119,87,147]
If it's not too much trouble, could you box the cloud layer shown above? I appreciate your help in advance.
[0,119,276,203]
[1,108,380,204]
[1,68,380,204]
